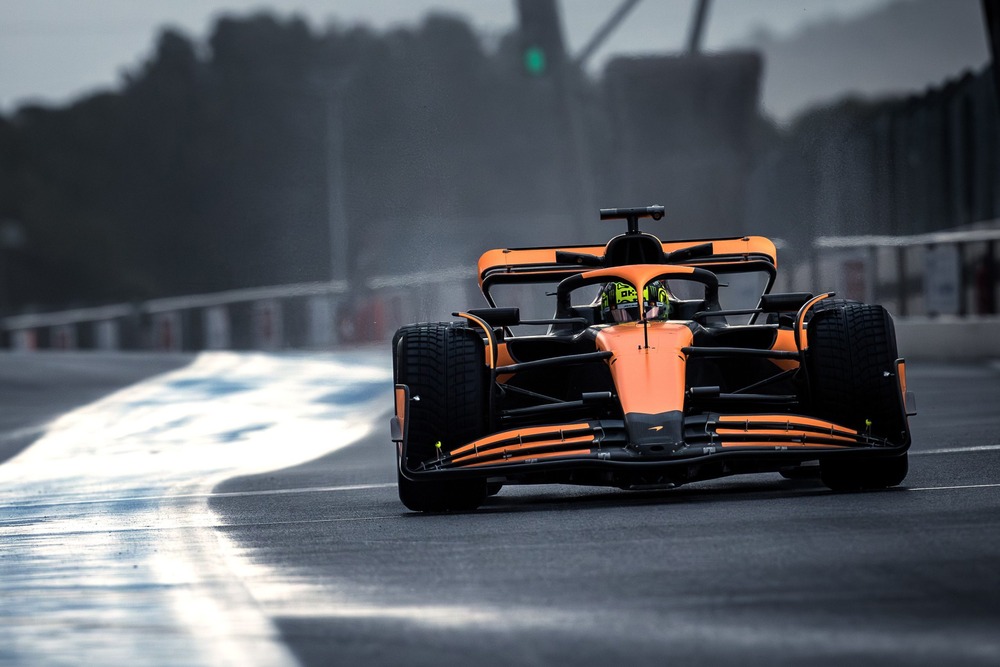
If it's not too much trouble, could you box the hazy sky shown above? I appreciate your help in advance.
[0,0,912,112]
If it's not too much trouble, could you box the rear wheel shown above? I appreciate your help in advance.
[395,323,489,511]
[806,304,908,490]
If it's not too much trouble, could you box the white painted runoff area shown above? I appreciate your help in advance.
[0,351,391,667]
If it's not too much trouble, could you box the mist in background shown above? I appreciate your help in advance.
[0,0,993,316]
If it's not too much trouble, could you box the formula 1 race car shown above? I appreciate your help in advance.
[390,206,916,512]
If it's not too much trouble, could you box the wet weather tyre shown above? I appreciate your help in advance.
[395,323,489,512]
[806,304,908,490]
[808,298,860,318]
[392,322,452,383]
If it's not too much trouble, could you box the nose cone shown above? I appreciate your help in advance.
[625,410,685,454]
[596,322,693,454]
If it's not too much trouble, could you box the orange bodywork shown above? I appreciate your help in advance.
[717,414,856,432]
[494,341,516,374]
[455,311,498,367]
[596,323,693,415]
[393,385,408,458]
[477,236,778,289]
[464,449,594,467]
[438,423,601,468]
[795,292,834,351]
[453,438,594,465]
[897,360,908,406]
[448,423,594,457]
[713,414,863,448]
[771,329,799,371]
[394,387,407,431]
[716,442,848,449]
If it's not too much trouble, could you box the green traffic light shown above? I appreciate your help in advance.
[523,45,547,76]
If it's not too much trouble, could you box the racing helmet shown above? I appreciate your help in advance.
[600,280,674,323]
[643,280,674,321]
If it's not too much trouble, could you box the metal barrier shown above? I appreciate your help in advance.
[0,268,483,353]
[3,281,348,352]
[5,236,1000,360]
[804,222,1000,360]
[807,223,999,317]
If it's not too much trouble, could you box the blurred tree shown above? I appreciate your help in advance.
[0,11,600,311]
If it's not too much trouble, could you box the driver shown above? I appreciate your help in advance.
[600,280,674,323]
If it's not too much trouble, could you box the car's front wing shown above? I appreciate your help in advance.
[392,385,911,488]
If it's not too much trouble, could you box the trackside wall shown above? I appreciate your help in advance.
[3,248,1000,360]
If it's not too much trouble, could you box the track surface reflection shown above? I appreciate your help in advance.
[0,351,390,667]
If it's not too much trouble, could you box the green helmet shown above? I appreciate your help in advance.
[600,280,673,323]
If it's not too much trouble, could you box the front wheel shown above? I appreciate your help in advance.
[806,303,906,443]
[394,323,489,512]
[807,303,908,491]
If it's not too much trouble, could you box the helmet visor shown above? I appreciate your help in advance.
[610,302,640,322]
[644,303,667,320]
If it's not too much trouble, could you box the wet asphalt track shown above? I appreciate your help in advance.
[2,352,999,666]
[210,361,1000,667]
[0,352,193,465]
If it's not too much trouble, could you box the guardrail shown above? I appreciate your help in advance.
[799,222,1000,360]
[1,267,482,353]
[2,281,344,352]
[806,225,999,318]
[5,227,1000,361]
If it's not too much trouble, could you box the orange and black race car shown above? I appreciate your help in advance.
[390,205,916,512]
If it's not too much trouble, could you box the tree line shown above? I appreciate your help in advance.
[1,13,592,313]
[1,10,970,316]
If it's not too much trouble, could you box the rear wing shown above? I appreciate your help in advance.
[477,236,778,292]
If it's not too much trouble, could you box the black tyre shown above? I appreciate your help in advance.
[806,303,908,490]
[808,297,860,317]
[395,323,489,511]
[392,322,452,383]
